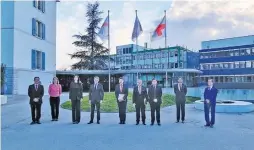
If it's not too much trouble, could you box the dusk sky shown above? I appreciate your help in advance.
[56,0,254,69]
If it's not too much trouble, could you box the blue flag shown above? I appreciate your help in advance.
[131,15,143,42]
[98,16,109,41]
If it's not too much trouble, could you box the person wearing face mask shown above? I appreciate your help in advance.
[69,75,83,124]
[148,79,162,126]
[87,76,104,124]
[204,79,218,128]
[132,79,148,125]
[115,77,128,124]
[28,77,44,125]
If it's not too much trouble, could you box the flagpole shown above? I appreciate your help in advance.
[135,10,139,81]
[164,10,167,48]
[108,10,111,92]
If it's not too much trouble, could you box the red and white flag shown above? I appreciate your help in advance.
[151,15,166,41]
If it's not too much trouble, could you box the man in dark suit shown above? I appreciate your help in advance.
[148,79,162,126]
[115,77,128,124]
[28,77,44,125]
[132,79,148,125]
[174,77,187,123]
[88,76,104,124]
[204,79,218,128]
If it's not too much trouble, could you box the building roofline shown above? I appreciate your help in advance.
[202,35,254,43]
[199,44,254,52]
[56,69,202,75]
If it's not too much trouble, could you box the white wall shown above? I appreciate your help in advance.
[11,1,56,95]
[13,1,56,71]
[15,69,54,95]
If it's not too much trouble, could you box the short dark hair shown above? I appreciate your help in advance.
[119,77,123,80]
[34,77,40,80]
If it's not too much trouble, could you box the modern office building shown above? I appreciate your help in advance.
[199,35,254,88]
[1,1,58,94]
[57,44,201,91]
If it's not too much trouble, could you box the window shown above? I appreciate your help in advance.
[31,49,45,70]
[223,63,229,68]
[170,51,174,57]
[175,63,178,68]
[239,61,245,68]
[32,18,45,39]
[234,49,239,56]
[229,50,234,56]
[246,48,251,55]
[235,62,239,68]
[240,49,246,56]
[246,61,251,68]
[33,0,45,13]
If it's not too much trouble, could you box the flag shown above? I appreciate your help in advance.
[131,15,143,42]
[98,16,109,41]
[151,15,166,41]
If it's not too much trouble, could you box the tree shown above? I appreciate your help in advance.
[69,2,110,70]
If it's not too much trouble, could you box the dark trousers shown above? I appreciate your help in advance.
[71,100,81,122]
[150,103,160,123]
[50,97,60,119]
[176,101,185,121]
[204,103,216,125]
[30,103,41,122]
[90,102,101,122]
[135,104,146,123]
[118,101,127,122]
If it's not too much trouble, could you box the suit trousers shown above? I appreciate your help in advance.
[30,103,42,122]
[204,102,216,125]
[135,103,146,123]
[50,97,60,119]
[90,101,101,121]
[176,100,185,121]
[71,100,81,122]
[150,102,161,123]
[118,101,127,122]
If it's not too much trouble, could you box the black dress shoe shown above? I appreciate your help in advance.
[55,119,58,121]
[123,121,126,124]
[136,122,139,125]
[76,121,80,124]
[158,123,161,126]
[204,124,210,127]
[30,121,36,125]
[73,122,76,124]
[150,123,154,126]
[87,121,93,124]
[143,123,146,125]
[36,121,41,124]
[119,121,123,124]
[210,124,214,128]
[176,121,179,123]
[51,119,55,121]
[97,121,100,124]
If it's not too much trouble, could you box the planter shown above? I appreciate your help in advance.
[194,100,254,113]
[1,95,7,105]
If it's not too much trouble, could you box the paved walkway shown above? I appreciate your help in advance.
[1,93,254,150]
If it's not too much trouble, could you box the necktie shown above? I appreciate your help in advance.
[35,84,38,91]
[94,84,97,89]
[138,86,141,94]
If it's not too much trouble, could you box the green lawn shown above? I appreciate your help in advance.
[61,92,200,113]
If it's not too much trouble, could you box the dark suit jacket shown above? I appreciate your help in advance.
[174,83,187,102]
[115,84,128,102]
[148,85,162,104]
[69,82,83,100]
[28,84,44,104]
[89,83,104,104]
[132,86,148,105]
[204,86,218,105]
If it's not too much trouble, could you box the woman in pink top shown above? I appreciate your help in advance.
[48,77,62,121]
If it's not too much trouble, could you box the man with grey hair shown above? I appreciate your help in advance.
[132,79,148,125]
[174,77,187,123]
[88,76,104,124]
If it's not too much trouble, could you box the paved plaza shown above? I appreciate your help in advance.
[1,93,254,150]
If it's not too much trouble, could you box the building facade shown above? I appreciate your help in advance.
[199,35,254,89]
[1,1,57,94]
[110,44,200,88]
